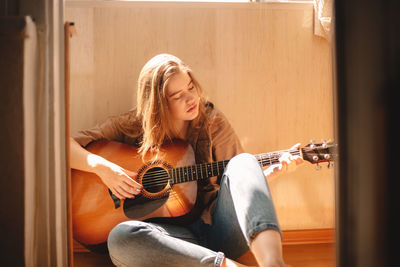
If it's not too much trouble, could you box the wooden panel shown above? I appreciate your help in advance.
[73,228,335,252]
[282,228,335,245]
[65,1,335,230]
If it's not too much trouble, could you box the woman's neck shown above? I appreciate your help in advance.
[172,120,190,140]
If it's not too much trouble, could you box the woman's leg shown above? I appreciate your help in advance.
[197,153,285,266]
[107,220,225,267]
[108,153,284,267]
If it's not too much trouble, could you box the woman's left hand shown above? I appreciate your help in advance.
[263,143,304,178]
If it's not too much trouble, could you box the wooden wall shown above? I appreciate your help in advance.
[65,1,335,230]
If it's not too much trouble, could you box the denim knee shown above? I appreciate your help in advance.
[223,153,265,188]
[229,153,260,168]
[107,221,151,266]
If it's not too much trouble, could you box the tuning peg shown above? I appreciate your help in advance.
[310,140,316,148]
[315,163,321,170]
[322,139,327,148]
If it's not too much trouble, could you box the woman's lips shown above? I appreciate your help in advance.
[187,104,197,113]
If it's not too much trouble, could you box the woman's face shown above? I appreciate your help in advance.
[165,71,200,125]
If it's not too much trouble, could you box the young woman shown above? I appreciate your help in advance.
[70,53,302,267]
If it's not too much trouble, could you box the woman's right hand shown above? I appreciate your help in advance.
[69,137,143,200]
[93,160,143,200]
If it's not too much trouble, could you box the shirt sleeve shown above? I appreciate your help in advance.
[210,109,244,161]
[72,114,126,147]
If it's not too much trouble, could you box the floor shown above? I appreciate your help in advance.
[283,243,336,267]
[74,252,114,267]
[73,243,336,267]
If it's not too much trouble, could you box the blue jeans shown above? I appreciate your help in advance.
[108,153,281,267]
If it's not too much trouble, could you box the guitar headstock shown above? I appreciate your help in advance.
[301,140,337,169]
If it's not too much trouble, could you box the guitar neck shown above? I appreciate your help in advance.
[255,148,301,168]
[168,148,301,184]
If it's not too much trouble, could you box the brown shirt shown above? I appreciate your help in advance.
[73,103,244,224]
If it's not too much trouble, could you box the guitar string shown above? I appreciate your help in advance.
[135,147,332,185]
[139,150,301,181]
[137,147,333,185]
[141,147,336,184]
[139,151,299,178]
[141,158,337,189]
[140,157,280,188]
[142,152,300,180]
[139,151,302,183]
[141,152,324,185]
[139,148,336,189]
[129,146,335,192]
[133,145,324,197]
[140,154,302,189]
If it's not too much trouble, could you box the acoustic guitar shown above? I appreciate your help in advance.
[71,139,336,246]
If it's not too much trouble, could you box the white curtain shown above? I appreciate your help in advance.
[23,15,39,267]
[313,0,333,41]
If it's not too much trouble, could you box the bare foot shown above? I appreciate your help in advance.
[250,230,288,267]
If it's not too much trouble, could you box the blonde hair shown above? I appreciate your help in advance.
[136,54,207,159]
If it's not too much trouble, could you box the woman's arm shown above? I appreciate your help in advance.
[69,137,142,199]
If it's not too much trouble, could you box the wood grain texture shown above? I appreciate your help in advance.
[65,1,335,230]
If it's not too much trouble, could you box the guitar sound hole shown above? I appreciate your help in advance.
[142,167,170,193]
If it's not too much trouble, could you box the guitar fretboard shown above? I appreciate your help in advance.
[168,149,300,184]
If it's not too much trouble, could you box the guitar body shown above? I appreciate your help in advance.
[71,139,197,245]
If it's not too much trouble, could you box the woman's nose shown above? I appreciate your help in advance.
[185,91,195,103]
